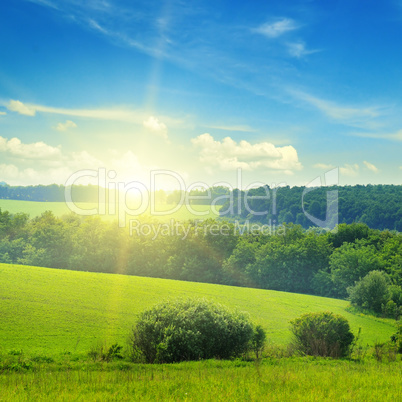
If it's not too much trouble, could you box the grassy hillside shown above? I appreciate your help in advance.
[0,263,396,356]
[0,199,219,222]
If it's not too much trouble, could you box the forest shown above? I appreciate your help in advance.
[1,183,401,231]
[218,184,402,231]
[1,207,401,316]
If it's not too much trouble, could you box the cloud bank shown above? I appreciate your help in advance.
[192,133,302,174]
[0,136,61,159]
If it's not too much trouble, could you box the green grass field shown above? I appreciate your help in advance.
[1,263,400,401]
[0,263,396,356]
[1,359,402,401]
[0,199,220,222]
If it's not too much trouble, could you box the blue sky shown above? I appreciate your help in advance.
[0,0,401,188]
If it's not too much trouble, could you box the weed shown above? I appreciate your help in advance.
[88,343,123,362]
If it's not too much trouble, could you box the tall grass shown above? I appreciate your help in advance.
[0,358,401,401]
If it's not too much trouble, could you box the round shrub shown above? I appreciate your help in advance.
[129,298,254,363]
[290,311,354,358]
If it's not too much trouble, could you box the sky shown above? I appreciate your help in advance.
[0,0,401,190]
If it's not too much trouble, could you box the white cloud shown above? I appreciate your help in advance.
[0,136,153,185]
[7,100,36,116]
[313,163,335,170]
[0,136,61,160]
[143,116,166,131]
[340,163,359,177]
[254,18,299,38]
[363,161,379,173]
[289,91,381,126]
[0,132,164,186]
[26,0,59,10]
[0,162,89,186]
[287,42,320,58]
[143,116,169,141]
[67,151,103,169]
[0,164,37,182]
[192,133,302,173]
[0,164,21,178]
[3,99,185,129]
[353,129,402,142]
[0,111,6,116]
[54,120,77,131]
[88,18,108,34]
[5,99,143,121]
[24,0,169,59]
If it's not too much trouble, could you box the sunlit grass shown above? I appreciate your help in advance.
[0,263,396,356]
[0,199,220,222]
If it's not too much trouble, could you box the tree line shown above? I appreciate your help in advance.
[0,208,401,316]
[219,184,402,231]
[1,183,401,231]
[0,184,99,202]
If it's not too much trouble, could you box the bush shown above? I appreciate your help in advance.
[372,341,398,362]
[391,322,402,354]
[129,298,255,363]
[347,270,391,313]
[290,311,355,358]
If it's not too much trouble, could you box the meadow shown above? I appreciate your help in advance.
[0,263,396,356]
[0,199,220,222]
[1,263,401,400]
[1,358,402,401]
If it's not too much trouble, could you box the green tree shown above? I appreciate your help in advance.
[28,211,72,268]
[251,325,266,359]
[347,270,391,313]
[222,237,259,286]
[328,223,371,248]
[246,230,331,294]
[329,242,383,297]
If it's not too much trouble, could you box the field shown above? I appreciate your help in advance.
[0,263,396,356]
[0,359,402,401]
[0,199,220,222]
[1,263,401,401]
